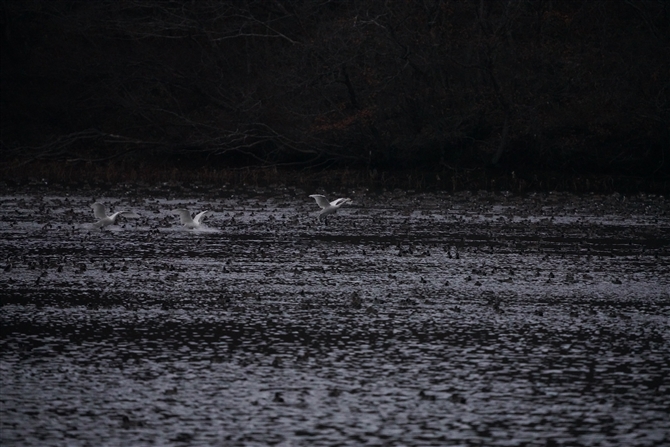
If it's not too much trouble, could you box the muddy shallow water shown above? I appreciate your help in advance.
[1,183,669,446]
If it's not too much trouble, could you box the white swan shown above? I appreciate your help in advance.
[309,194,352,224]
[91,202,140,228]
[173,209,211,229]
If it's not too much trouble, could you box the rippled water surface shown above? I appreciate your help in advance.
[1,183,669,446]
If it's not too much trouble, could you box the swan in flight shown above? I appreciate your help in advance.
[91,202,140,228]
[309,194,352,224]
[173,209,211,229]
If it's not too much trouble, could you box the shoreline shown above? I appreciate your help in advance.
[1,159,667,194]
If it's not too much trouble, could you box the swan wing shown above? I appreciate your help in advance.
[309,194,330,209]
[108,212,125,223]
[174,209,195,225]
[92,202,107,219]
[193,210,210,225]
[331,198,351,207]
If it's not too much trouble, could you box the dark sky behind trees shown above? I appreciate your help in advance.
[1,0,668,178]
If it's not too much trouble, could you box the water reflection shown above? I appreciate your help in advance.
[1,187,669,445]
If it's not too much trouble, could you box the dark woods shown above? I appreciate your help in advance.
[1,0,668,188]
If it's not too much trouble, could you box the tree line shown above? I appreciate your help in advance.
[1,0,668,178]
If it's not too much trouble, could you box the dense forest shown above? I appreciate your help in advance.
[1,0,669,189]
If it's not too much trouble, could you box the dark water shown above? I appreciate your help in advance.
[1,184,669,446]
